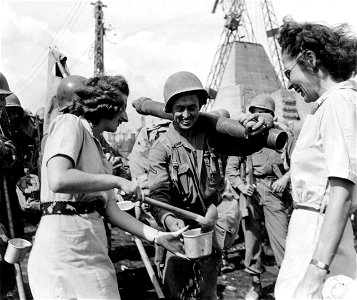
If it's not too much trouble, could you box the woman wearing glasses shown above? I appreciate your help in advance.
[274,18,357,299]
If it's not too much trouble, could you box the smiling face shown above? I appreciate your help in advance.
[171,93,200,132]
[282,52,320,103]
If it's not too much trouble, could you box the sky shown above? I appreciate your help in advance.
[1,0,356,133]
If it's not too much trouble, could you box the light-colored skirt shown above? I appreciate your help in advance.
[28,211,121,299]
[275,209,356,300]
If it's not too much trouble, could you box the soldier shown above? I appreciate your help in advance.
[130,119,171,277]
[0,72,23,298]
[5,94,42,225]
[226,94,292,300]
[147,72,274,299]
[130,120,171,195]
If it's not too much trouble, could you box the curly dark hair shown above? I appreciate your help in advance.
[68,75,129,125]
[278,17,357,80]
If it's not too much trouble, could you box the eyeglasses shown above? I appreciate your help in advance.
[284,50,307,80]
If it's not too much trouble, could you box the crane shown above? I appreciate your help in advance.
[203,0,300,120]
[261,0,287,89]
[261,0,300,120]
[202,0,256,112]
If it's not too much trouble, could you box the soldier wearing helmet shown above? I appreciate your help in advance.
[146,72,274,299]
[5,93,24,128]
[248,94,276,116]
[0,72,28,298]
[226,94,293,300]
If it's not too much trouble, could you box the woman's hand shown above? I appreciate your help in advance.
[118,178,143,202]
[155,226,189,259]
[293,264,326,299]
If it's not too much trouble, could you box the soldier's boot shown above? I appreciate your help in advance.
[221,252,235,273]
[245,274,262,300]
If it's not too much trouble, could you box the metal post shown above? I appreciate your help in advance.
[91,0,106,75]
[134,237,165,298]
[2,175,26,300]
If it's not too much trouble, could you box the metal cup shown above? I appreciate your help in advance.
[4,238,32,264]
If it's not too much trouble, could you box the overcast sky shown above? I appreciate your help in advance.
[1,0,356,132]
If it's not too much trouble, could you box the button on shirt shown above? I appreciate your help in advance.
[41,114,115,205]
[291,80,357,210]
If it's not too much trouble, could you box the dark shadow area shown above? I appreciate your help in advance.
[261,282,276,300]
[109,242,155,263]
[116,266,165,300]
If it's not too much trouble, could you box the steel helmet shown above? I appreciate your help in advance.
[5,93,22,108]
[0,72,13,96]
[56,75,87,111]
[163,71,208,113]
[248,94,275,116]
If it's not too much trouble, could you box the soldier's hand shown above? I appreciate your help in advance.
[164,215,185,232]
[137,180,150,196]
[272,177,288,194]
[0,223,9,245]
[17,174,40,194]
[241,113,274,136]
[239,184,256,196]
[0,224,9,261]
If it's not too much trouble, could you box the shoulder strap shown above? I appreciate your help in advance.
[165,128,207,212]
[246,155,255,185]
[272,163,283,179]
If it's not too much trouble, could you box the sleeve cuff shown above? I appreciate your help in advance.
[160,212,176,229]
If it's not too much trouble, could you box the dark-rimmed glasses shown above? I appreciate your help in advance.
[284,50,307,80]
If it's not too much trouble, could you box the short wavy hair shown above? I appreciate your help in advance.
[278,17,357,80]
[69,75,129,125]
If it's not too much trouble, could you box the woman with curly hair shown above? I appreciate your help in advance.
[274,17,357,299]
[28,75,186,299]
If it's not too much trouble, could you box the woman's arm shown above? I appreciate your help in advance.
[312,177,353,265]
[294,177,354,298]
[105,200,186,256]
[47,155,138,196]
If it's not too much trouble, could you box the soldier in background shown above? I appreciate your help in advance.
[130,120,171,196]
[0,72,24,299]
[5,94,42,225]
[226,94,293,300]
[129,119,171,278]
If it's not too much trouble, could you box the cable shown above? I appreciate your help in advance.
[68,43,93,70]
[13,2,87,92]
[12,2,81,90]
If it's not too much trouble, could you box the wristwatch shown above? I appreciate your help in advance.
[310,259,330,274]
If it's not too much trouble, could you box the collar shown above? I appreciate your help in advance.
[315,80,356,110]
[168,123,205,152]
[78,116,102,145]
[79,116,95,137]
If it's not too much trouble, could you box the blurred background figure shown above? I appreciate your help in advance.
[226,94,293,300]
[0,72,25,299]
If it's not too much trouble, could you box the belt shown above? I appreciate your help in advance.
[254,175,278,180]
[41,200,104,216]
[294,203,325,214]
